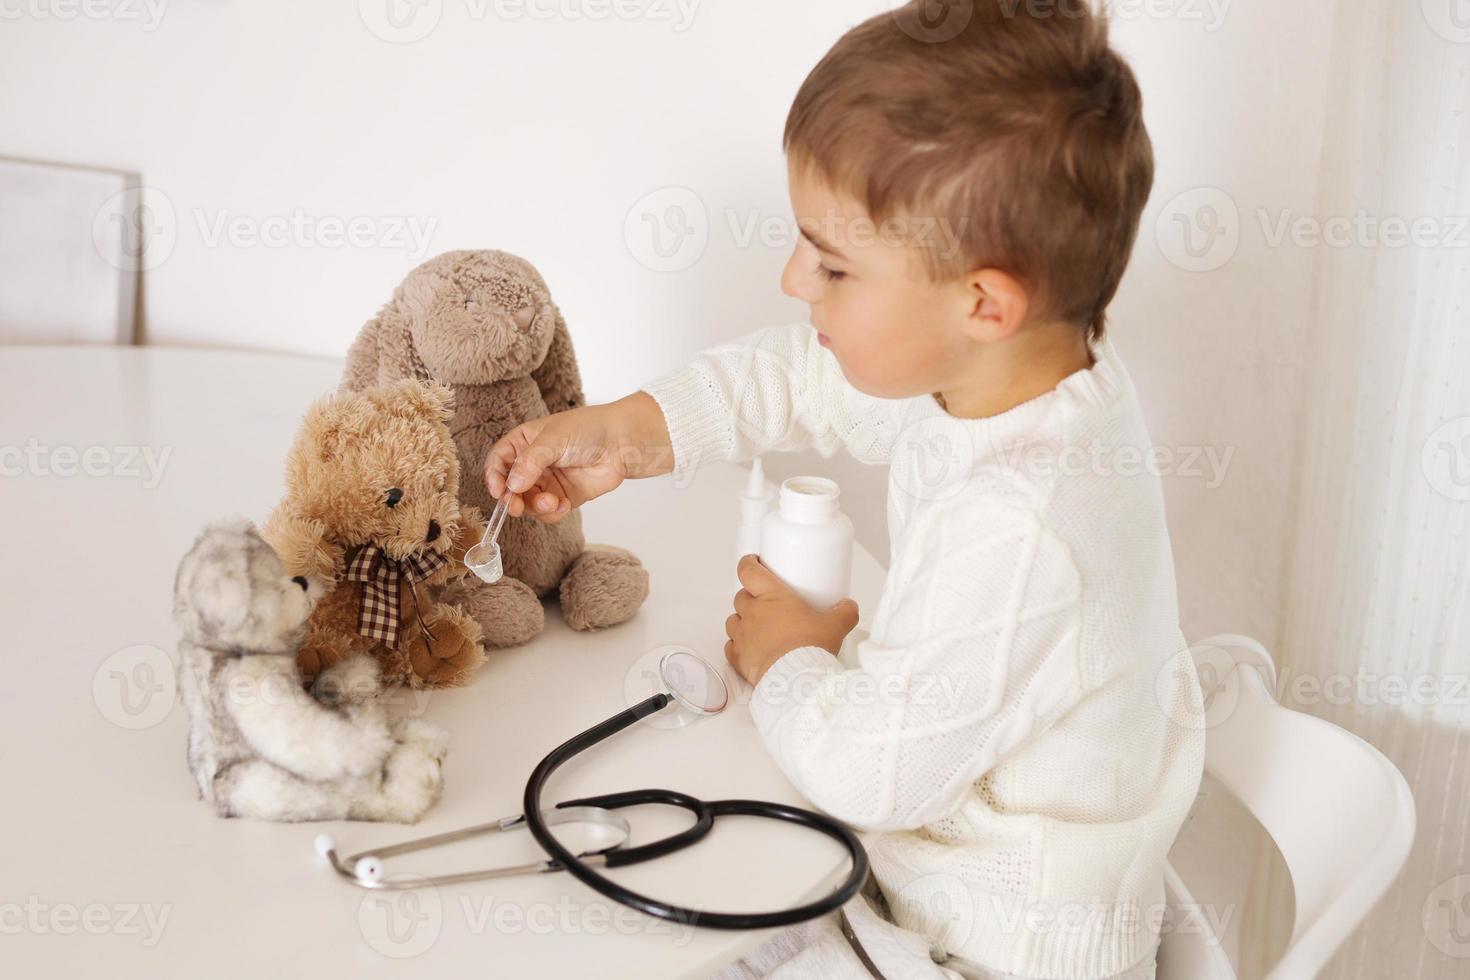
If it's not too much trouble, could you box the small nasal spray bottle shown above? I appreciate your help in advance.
[737,457,776,564]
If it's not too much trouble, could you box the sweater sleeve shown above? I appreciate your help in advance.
[749,494,1089,832]
[639,322,907,483]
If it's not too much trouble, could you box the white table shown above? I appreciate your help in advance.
[0,347,885,979]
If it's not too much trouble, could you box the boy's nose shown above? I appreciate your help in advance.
[425,519,441,542]
[780,250,821,304]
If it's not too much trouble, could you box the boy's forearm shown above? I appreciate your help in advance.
[638,324,901,480]
[610,390,676,479]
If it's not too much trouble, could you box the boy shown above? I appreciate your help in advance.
[485,3,1204,978]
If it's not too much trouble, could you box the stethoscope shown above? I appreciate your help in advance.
[314,649,869,930]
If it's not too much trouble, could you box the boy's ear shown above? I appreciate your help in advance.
[962,268,1031,344]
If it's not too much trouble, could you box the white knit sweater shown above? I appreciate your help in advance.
[642,323,1205,980]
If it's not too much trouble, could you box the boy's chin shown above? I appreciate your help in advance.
[833,359,913,401]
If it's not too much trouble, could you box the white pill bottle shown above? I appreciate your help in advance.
[759,476,853,609]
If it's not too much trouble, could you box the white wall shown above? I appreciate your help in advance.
[1108,1,1337,645]
[0,1,876,379]
[0,0,1337,651]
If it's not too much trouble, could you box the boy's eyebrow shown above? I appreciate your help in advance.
[800,225,848,259]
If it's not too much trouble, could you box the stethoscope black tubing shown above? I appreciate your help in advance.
[522,692,871,930]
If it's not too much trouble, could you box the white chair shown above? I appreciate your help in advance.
[0,156,140,345]
[1157,635,1416,980]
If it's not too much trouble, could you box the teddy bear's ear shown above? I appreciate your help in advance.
[299,388,379,462]
[261,504,341,584]
[384,378,455,424]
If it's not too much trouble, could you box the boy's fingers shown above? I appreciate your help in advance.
[484,437,518,497]
[733,589,754,616]
[736,554,782,596]
[831,598,860,629]
[506,441,561,494]
[506,492,570,525]
[522,491,571,524]
[724,613,739,638]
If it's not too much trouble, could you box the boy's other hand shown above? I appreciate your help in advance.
[484,393,673,523]
[724,554,860,687]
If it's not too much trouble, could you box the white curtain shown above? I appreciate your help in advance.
[1243,2,1470,976]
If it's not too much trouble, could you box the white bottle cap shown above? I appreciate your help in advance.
[779,476,840,524]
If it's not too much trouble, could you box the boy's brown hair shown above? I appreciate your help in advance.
[784,0,1153,341]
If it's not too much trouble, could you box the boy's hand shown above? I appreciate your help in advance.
[724,554,860,687]
[484,392,673,522]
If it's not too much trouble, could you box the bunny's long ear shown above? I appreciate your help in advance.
[340,311,384,394]
[261,504,342,586]
[530,304,586,416]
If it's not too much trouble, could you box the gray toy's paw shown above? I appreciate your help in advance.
[374,721,450,823]
[393,717,451,761]
[312,655,382,706]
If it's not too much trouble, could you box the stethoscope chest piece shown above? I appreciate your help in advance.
[657,647,729,725]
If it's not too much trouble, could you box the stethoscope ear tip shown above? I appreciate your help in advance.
[354,856,385,884]
[314,833,384,885]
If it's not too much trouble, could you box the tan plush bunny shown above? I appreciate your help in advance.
[340,250,650,645]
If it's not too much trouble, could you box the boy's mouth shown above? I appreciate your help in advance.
[817,332,831,347]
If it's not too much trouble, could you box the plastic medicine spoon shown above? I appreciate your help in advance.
[464,495,511,583]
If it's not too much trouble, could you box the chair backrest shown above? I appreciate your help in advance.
[0,157,139,345]
[1189,635,1417,980]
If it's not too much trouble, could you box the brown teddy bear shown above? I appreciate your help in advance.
[263,379,492,689]
[340,249,650,641]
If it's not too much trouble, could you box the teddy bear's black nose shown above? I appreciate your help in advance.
[425,520,441,543]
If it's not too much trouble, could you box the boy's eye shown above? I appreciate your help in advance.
[385,488,404,508]
[816,262,847,283]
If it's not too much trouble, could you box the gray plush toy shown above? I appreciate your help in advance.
[173,519,449,823]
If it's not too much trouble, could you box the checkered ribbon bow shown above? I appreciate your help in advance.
[344,545,449,649]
